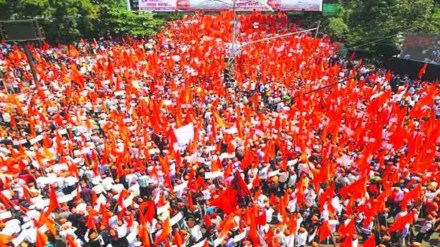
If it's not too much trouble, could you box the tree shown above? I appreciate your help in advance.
[96,1,164,37]
[0,0,165,42]
[340,0,440,58]
[326,17,348,41]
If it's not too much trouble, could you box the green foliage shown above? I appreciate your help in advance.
[97,4,164,37]
[326,17,348,40]
[0,0,165,42]
[338,0,440,58]
[433,5,440,28]
[1,0,438,60]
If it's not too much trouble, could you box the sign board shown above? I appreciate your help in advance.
[0,20,45,42]
[138,0,177,11]
[136,0,322,12]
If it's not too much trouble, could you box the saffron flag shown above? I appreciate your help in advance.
[418,63,428,79]
[47,186,59,214]
[155,218,172,244]
[317,221,333,242]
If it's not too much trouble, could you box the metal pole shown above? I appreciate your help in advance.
[241,28,318,48]
[21,42,39,85]
[126,0,132,10]
[232,0,237,57]
[227,0,238,72]
[315,21,320,38]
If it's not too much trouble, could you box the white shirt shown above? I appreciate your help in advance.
[128,183,140,197]
[190,225,203,241]
[102,177,115,191]
[117,223,128,238]
[295,232,308,246]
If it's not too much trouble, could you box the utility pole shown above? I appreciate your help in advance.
[315,20,320,38]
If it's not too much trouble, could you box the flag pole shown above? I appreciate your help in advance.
[21,42,39,86]
[315,21,321,38]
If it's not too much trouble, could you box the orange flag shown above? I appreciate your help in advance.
[213,111,226,128]
[9,115,16,130]
[418,63,428,79]
[155,218,172,244]
[37,212,56,236]
[117,189,130,209]
[70,64,85,89]
[36,229,48,247]
[0,234,13,247]
[218,214,238,239]
[47,186,59,214]
[139,224,151,247]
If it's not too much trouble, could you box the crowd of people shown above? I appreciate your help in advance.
[0,11,439,247]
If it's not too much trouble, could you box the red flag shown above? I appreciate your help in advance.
[47,186,59,214]
[384,70,392,82]
[317,221,333,242]
[86,211,97,230]
[22,185,32,203]
[0,192,14,209]
[117,189,130,209]
[234,170,252,196]
[91,191,97,206]
[418,63,428,79]
[187,191,195,211]
[387,211,416,233]
[66,234,78,247]
[255,209,266,226]
[340,235,353,247]
[338,219,356,238]
[100,204,111,227]
[9,115,16,130]
[204,214,212,227]
[173,229,184,247]
[209,188,238,214]
[400,185,422,211]
[139,201,156,224]
[363,234,376,247]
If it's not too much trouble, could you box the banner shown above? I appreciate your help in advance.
[185,0,272,11]
[137,0,322,12]
[279,0,322,11]
[399,34,440,65]
[139,0,177,11]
